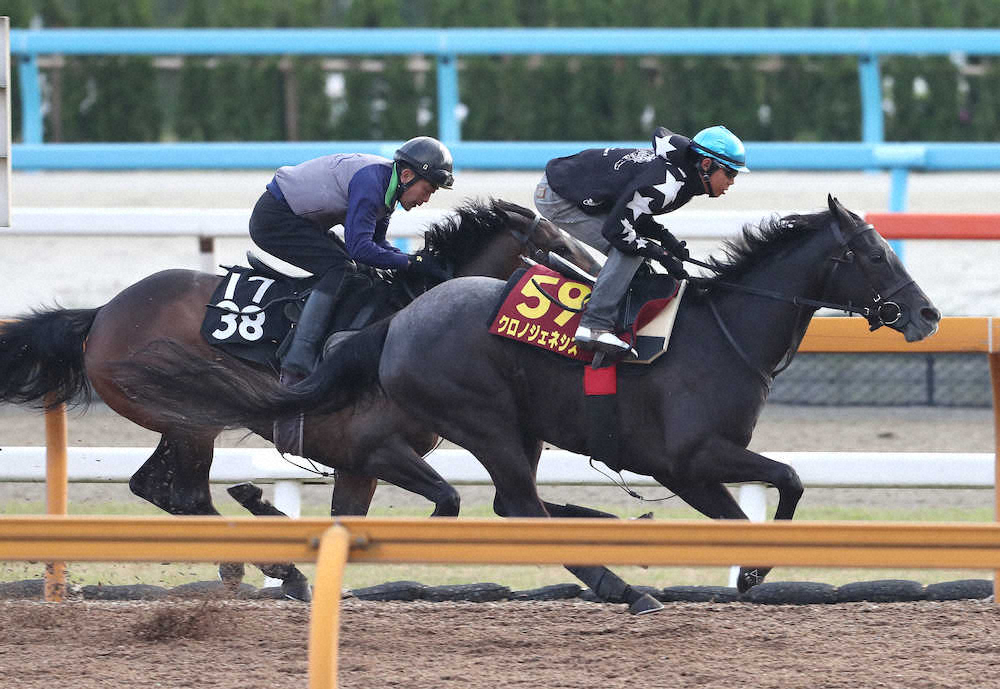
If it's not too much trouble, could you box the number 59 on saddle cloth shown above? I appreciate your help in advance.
[488,264,686,365]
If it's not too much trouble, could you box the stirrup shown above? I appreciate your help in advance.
[575,326,637,359]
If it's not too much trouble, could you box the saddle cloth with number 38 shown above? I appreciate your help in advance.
[200,265,299,367]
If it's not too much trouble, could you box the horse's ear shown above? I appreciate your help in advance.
[827,195,855,228]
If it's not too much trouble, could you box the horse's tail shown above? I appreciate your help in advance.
[302,317,391,413]
[113,317,392,430]
[0,308,99,409]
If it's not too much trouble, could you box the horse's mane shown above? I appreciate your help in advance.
[420,198,528,266]
[702,209,834,283]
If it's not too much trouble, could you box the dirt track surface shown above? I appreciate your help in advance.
[2,598,1000,688]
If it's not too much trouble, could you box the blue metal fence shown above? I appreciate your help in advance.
[9,27,1000,210]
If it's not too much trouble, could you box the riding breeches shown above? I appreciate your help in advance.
[579,247,645,331]
[534,174,612,254]
[249,189,353,278]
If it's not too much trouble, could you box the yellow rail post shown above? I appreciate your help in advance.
[43,398,68,602]
[308,524,351,689]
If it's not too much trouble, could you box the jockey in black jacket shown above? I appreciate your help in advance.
[534,125,748,357]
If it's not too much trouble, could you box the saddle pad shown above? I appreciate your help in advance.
[489,264,593,362]
[624,279,686,364]
[200,266,299,366]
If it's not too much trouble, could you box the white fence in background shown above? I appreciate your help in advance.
[1,446,991,520]
[2,446,991,588]
[7,206,768,270]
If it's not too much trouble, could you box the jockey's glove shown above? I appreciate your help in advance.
[407,253,452,284]
[652,228,690,261]
[636,244,690,280]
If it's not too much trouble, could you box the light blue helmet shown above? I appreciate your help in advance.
[690,125,749,173]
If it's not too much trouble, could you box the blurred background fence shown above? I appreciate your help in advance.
[6,1,1000,147]
[4,2,999,407]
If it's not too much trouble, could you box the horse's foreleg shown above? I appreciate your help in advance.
[663,437,805,592]
[330,471,378,516]
[657,479,768,592]
[543,502,619,518]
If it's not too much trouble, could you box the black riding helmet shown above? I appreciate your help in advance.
[394,136,455,190]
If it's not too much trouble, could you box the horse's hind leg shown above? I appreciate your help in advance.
[129,433,247,584]
[129,434,215,515]
[222,482,312,600]
[129,436,178,514]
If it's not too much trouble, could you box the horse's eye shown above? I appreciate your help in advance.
[870,251,885,263]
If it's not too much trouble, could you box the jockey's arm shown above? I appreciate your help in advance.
[343,171,410,270]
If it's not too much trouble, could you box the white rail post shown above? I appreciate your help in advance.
[265,480,303,588]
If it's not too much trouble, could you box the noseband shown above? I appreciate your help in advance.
[825,221,912,331]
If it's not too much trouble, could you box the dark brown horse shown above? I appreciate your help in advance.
[117,196,941,613]
[0,198,600,599]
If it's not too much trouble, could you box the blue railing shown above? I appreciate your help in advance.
[10,27,1000,210]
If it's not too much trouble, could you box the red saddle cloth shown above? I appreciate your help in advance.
[489,265,594,361]
[489,264,681,363]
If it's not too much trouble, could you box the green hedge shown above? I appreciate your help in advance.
[7,0,1000,143]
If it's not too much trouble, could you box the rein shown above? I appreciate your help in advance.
[690,219,908,384]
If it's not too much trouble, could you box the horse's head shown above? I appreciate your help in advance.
[492,199,603,278]
[824,195,940,342]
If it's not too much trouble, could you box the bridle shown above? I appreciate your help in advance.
[698,215,913,385]
[508,210,548,263]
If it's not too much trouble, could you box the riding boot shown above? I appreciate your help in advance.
[273,287,339,455]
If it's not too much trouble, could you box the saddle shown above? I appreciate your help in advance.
[201,255,400,368]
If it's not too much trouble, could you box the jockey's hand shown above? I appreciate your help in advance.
[407,252,451,284]
[656,253,689,280]
[657,231,690,261]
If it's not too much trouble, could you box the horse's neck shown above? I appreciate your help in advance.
[711,241,831,379]
[453,236,517,280]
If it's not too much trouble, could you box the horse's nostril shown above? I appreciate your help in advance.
[921,307,941,323]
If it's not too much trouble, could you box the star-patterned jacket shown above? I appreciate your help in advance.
[544,127,705,257]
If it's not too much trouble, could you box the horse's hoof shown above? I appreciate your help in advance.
[628,593,663,615]
[282,573,312,602]
[218,562,245,584]
[737,567,766,593]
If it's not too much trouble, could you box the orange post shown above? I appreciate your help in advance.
[44,399,69,602]
[992,351,1000,601]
